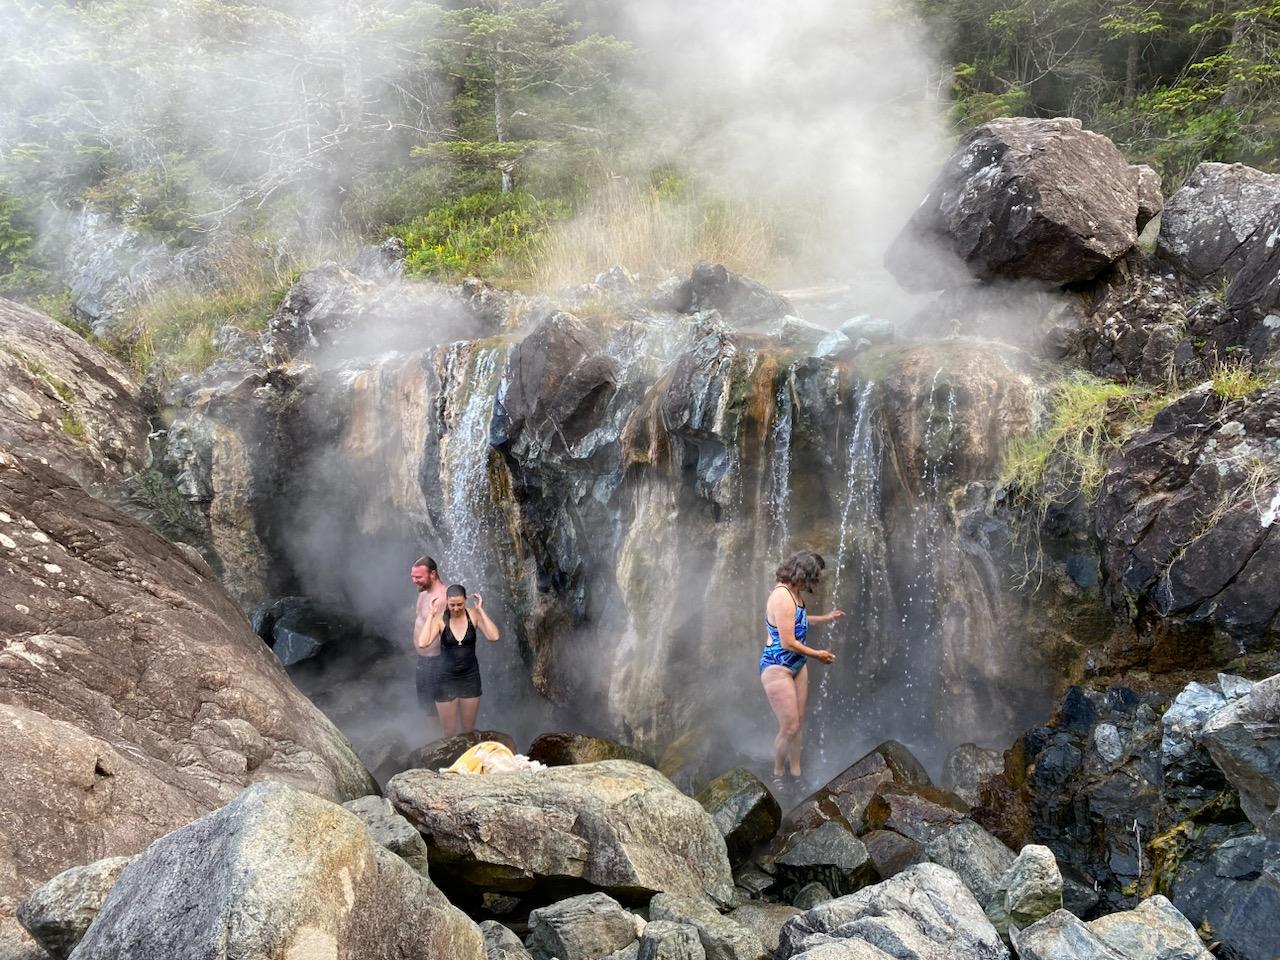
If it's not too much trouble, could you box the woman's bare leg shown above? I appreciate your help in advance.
[761,666,800,777]
[435,699,457,736]
[458,697,481,734]
[790,665,809,777]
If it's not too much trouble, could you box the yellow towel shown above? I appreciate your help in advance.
[442,741,516,774]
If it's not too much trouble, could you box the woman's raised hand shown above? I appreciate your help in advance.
[471,592,484,610]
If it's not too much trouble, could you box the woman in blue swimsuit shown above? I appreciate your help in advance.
[760,551,843,788]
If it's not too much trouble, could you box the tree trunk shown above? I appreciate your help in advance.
[1124,36,1138,105]
[1221,15,1250,107]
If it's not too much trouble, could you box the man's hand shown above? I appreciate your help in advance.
[814,650,836,665]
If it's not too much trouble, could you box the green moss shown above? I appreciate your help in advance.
[59,412,86,440]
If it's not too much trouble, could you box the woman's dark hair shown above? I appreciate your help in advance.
[446,584,468,600]
[775,551,825,591]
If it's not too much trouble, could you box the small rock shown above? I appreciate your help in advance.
[791,882,834,911]
[15,857,131,960]
[1012,909,1125,960]
[862,782,969,844]
[649,892,768,960]
[729,903,801,956]
[527,732,651,767]
[526,893,640,960]
[638,921,706,960]
[481,920,535,960]
[342,795,429,873]
[942,744,1004,807]
[407,730,519,771]
[861,830,922,880]
[1006,845,1063,929]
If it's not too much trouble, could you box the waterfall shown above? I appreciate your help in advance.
[769,377,795,558]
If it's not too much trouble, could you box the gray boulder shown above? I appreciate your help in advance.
[1200,673,1280,838]
[67,782,484,960]
[1087,895,1211,960]
[526,893,641,960]
[686,261,794,325]
[730,904,801,956]
[388,760,735,905]
[942,744,1004,806]
[650,893,768,960]
[638,922,707,960]
[1157,163,1280,283]
[778,863,1007,960]
[15,858,130,960]
[886,117,1140,290]
[1012,910,1126,960]
[1229,207,1280,325]
[791,883,834,910]
[772,821,876,897]
[696,768,782,866]
[924,820,1015,908]
[481,921,534,960]
[1005,845,1063,930]
[341,795,429,873]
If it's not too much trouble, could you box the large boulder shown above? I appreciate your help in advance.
[696,768,782,866]
[942,743,1005,807]
[0,448,375,949]
[861,782,969,844]
[1004,845,1063,930]
[729,904,801,957]
[638,921,706,960]
[0,298,148,493]
[526,893,641,960]
[886,117,1140,290]
[1157,163,1280,285]
[1200,673,1280,838]
[777,863,1008,960]
[923,820,1015,908]
[66,782,484,960]
[387,760,735,905]
[1086,895,1212,960]
[785,741,931,836]
[14,857,130,960]
[1228,207,1280,336]
[481,920,535,960]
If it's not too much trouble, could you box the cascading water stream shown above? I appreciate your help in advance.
[768,378,795,559]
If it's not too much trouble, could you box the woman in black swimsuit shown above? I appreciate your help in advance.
[417,584,501,735]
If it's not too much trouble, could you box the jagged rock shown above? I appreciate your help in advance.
[481,920,534,960]
[348,237,407,281]
[777,863,1007,960]
[0,448,375,947]
[1157,163,1280,284]
[1087,895,1211,960]
[772,822,876,897]
[527,732,652,767]
[1096,382,1280,646]
[1201,674,1280,838]
[862,782,969,844]
[1005,845,1063,929]
[685,262,794,325]
[253,595,367,667]
[649,893,768,960]
[943,744,1005,807]
[526,893,641,960]
[1161,680,1234,815]
[387,760,735,905]
[407,730,519,771]
[67,782,483,960]
[923,820,1015,908]
[638,921,706,960]
[862,830,922,880]
[886,117,1140,290]
[786,741,931,836]
[814,330,856,360]
[1229,208,1280,331]
[791,883,834,911]
[1166,832,1280,960]
[696,768,782,866]
[1133,165,1164,232]
[730,904,801,956]
[0,298,148,492]
[1012,910,1125,960]
[15,858,130,960]
[341,795,429,873]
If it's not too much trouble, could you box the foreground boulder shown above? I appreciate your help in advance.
[886,117,1140,290]
[64,782,484,959]
[1012,910,1123,960]
[0,449,376,948]
[777,863,1008,959]
[649,893,768,960]
[387,760,735,905]
[0,298,148,492]
[696,768,782,866]
[14,857,130,959]
[1087,895,1212,960]
[526,893,641,960]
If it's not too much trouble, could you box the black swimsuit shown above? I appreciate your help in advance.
[433,612,483,702]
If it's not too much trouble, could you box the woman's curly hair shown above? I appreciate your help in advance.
[775,550,826,591]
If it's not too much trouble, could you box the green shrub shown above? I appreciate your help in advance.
[399,191,568,280]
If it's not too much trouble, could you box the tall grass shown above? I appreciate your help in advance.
[530,183,780,291]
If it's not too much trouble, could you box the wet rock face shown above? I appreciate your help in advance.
[66,782,484,960]
[0,447,377,948]
[0,298,148,492]
[1201,675,1280,838]
[386,760,735,907]
[1095,382,1280,650]
[886,117,1140,290]
[1157,163,1280,286]
[684,261,795,326]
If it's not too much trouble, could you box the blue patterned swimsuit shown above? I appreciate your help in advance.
[759,587,808,675]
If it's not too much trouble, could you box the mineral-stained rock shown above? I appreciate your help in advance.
[68,782,484,960]
[1087,895,1211,960]
[341,795,429,873]
[638,921,706,960]
[923,820,1015,908]
[407,730,519,771]
[696,769,783,866]
[387,760,735,905]
[772,822,876,897]
[1200,674,1280,838]
[777,863,1007,960]
[481,920,534,960]
[526,893,641,960]
[1005,845,1063,930]
[0,298,148,492]
[862,782,969,844]
[15,857,130,960]
[942,744,1005,807]
[0,449,375,948]
[528,732,652,767]
[1012,910,1125,960]
[1156,163,1280,284]
[649,893,768,960]
[730,903,801,956]
[886,117,1140,290]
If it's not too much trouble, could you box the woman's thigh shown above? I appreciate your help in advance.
[761,666,799,723]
